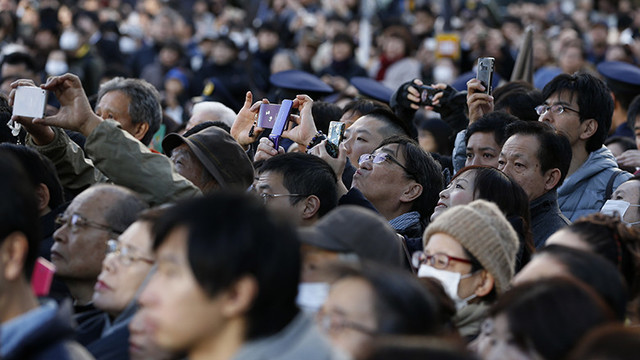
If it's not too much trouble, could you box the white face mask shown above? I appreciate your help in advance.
[59,31,80,51]
[296,282,330,314]
[601,200,640,225]
[418,265,477,310]
[119,36,138,54]
[45,60,68,76]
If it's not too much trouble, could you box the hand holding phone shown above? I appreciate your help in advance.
[325,121,345,158]
[13,86,48,119]
[268,99,293,150]
[476,57,495,95]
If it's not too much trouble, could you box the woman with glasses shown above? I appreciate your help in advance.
[417,200,518,340]
[317,263,445,360]
[76,207,167,360]
[431,165,534,271]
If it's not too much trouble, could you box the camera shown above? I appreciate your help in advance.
[13,86,47,119]
[418,85,442,106]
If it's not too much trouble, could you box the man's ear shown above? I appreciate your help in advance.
[1,232,29,282]
[35,183,50,214]
[133,122,150,141]
[579,118,598,141]
[474,271,495,297]
[400,182,423,204]
[220,275,258,318]
[301,195,321,220]
[543,168,562,191]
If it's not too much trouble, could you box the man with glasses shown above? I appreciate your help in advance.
[537,72,632,221]
[52,184,148,323]
[351,135,443,253]
[255,152,338,226]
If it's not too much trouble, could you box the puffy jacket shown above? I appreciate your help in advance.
[558,146,632,222]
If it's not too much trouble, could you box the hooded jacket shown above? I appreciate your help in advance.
[558,146,632,221]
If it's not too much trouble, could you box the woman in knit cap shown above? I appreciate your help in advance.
[415,199,519,340]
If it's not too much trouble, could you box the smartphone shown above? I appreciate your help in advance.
[268,99,293,150]
[325,121,345,158]
[31,257,56,296]
[257,103,281,129]
[476,57,495,95]
[418,85,443,106]
[13,86,48,119]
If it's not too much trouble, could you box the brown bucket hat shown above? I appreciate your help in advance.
[162,126,254,190]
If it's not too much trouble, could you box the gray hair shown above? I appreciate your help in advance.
[190,101,236,128]
[90,184,149,234]
[97,77,162,146]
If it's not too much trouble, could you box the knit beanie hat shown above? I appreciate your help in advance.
[423,199,518,294]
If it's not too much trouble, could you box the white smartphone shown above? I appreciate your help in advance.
[12,86,47,119]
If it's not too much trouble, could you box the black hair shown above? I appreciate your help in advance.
[341,99,386,119]
[537,245,628,321]
[365,107,414,140]
[0,144,64,210]
[453,166,534,271]
[626,94,640,131]
[605,136,636,151]
[152,193,301,339]
[311,101,342,134]
[378,136,443,222]
[489,277,615,360]
[366,336,476,360]
[0,152,40,278]
[329,262,441,335]
[542,72,613,153]
[565,213,640,298]
[567,324,640,360]
[505,120,572,189]
[259,153,338,217]
[465,111,519,147]
[1,52,37,74]
[493,81,543,122]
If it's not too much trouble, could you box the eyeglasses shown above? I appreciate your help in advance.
[358,152,414,178]
[55,213,122,235]
[106,239,154,266]
[259,193,307,203]
[535,104,580,116]
[316,310,377,336]
[411,251,472,269]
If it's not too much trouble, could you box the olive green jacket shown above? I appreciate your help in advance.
[27,120,200,206]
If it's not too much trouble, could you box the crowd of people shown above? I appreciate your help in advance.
[4,0,640,359]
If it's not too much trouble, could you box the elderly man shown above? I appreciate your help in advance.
[185,101,237,131]
[499,121,572,248]
[13,74,254,205]
[537,72,632,220]
[52,184,148,314]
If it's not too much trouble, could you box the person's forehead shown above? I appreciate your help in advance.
[118,221,152,251]
[503,134,541,157]
[545,90,578,106]
[353,116,385,131]
[257,170,286,189]
[617,180,640,195]
[97,90,130,112]
[468,131,499,147]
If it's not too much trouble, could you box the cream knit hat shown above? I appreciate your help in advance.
[423,199,519,294]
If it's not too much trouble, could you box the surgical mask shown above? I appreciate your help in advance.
[601,200,640,225]
[433,64,455,84]
[296,282,330,314]
[45,60,68,76]
[60,31,80,51]
[119,36,138,54]
[418,265,477,310]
